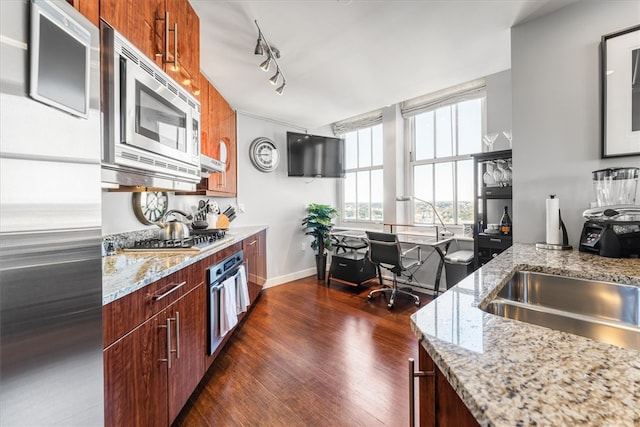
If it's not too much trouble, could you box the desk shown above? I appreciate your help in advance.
[327,231,376,287]
[330,229,453,295]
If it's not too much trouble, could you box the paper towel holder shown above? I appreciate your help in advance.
[536,208,573,250]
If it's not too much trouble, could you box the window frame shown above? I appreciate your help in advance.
[407,95,486,226]
[341,124,384,223]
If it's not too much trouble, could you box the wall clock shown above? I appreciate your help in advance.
[132,191,169,225]
[249,137,279,172]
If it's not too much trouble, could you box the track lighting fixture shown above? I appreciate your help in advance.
[259,55,272,72]
[269,69,280,85]
[254,37,264,55]
[254,20,287,95]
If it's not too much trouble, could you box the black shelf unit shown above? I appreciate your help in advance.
[473,149,513,268]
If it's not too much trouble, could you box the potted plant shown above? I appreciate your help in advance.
[301,203,338,280]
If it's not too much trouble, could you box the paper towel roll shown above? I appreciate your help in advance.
[545,195,561,245]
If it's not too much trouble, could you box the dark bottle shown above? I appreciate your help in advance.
[500,206,512,235]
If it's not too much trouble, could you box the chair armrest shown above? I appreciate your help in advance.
[401,245,421,259]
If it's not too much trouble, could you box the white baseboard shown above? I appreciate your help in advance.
[263,267,318,289]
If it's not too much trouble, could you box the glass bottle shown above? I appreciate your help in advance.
[500,206,512,235]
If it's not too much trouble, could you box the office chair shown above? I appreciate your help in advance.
[366,231,422,309]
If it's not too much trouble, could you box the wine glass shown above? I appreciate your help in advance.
[503,130,512,148]
[483,161,496,186]
[505,159,513,186]
[494,160,506,186]
[483,133,499,152]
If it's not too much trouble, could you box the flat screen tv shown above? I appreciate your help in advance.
[287,132,345,178]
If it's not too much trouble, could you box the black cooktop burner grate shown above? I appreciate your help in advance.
[127,229,226,251]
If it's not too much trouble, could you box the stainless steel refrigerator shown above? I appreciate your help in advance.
[0,1,104,425]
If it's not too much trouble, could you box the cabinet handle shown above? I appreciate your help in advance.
[155,11,169,62]
[174,311,180,360]
[155,11,177,68]
[248,239,257,246]
[409,357,435,427]
[172,21,178,70]
[159,317,172,368]
[153,281,186,301]
[490,238,502,243]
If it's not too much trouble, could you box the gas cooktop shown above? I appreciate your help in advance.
[123,229,229,253]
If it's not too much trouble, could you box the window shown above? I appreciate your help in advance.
[343,124,383,221]
[410,96,484,225]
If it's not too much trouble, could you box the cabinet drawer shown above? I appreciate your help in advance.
[103,266,197,348]
[477,235,512,250]
[329,252,376,286]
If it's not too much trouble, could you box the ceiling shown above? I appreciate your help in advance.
[191,0,578,130]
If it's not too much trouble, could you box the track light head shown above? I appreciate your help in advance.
[269,69,280,85]
[254,37,264,55]
[259,55,272,72]
[276,81,286,95]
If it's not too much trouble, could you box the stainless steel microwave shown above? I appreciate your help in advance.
[100,21,200,190]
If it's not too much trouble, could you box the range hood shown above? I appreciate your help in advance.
[101,164,198,192]
[201,154,225,178]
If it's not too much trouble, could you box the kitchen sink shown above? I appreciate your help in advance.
[482,271,640,351]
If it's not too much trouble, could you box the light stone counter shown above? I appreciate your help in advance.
[102,225,266,305]
[411,243,640,426]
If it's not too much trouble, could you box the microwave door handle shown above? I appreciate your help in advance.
[118,56,128,143]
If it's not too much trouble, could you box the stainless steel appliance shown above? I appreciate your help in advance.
[0,1,103,425]
[207,250,243,355]
[124,229,228,253]
[579,167,640,258]
[100,22,201,191]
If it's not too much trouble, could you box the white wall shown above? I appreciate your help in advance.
[231,113,339,287]
[486,69,513,151]
[511,1,640,245]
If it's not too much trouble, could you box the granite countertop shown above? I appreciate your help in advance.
[411,243,640,426]
[102,225,266,305]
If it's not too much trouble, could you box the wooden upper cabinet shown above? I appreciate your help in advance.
[131,0,164,69]
[164,0,200,96]
[188,79,237,197]
[99,0,199,95]
[99,0,161,68]
[204,83,237,196]
[67,0,100,26]
[98,0,128,35]
[199,74,210,156]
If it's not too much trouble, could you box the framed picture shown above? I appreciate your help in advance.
[601,24,640,158]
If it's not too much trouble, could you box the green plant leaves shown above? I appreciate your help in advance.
[301,203,338,254]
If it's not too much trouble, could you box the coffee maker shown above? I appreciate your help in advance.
[579,167,640,258]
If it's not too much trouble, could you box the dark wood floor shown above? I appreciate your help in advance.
[173,276,431,427]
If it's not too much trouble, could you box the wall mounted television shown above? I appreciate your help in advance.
[287,131,345,178]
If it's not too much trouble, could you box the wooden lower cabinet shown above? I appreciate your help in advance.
[166,283,206,422]
[243,230,266,304]
[104,281,206,427]
[104,311,167,427]
[418,344,479,427]
[104,239,266,425]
